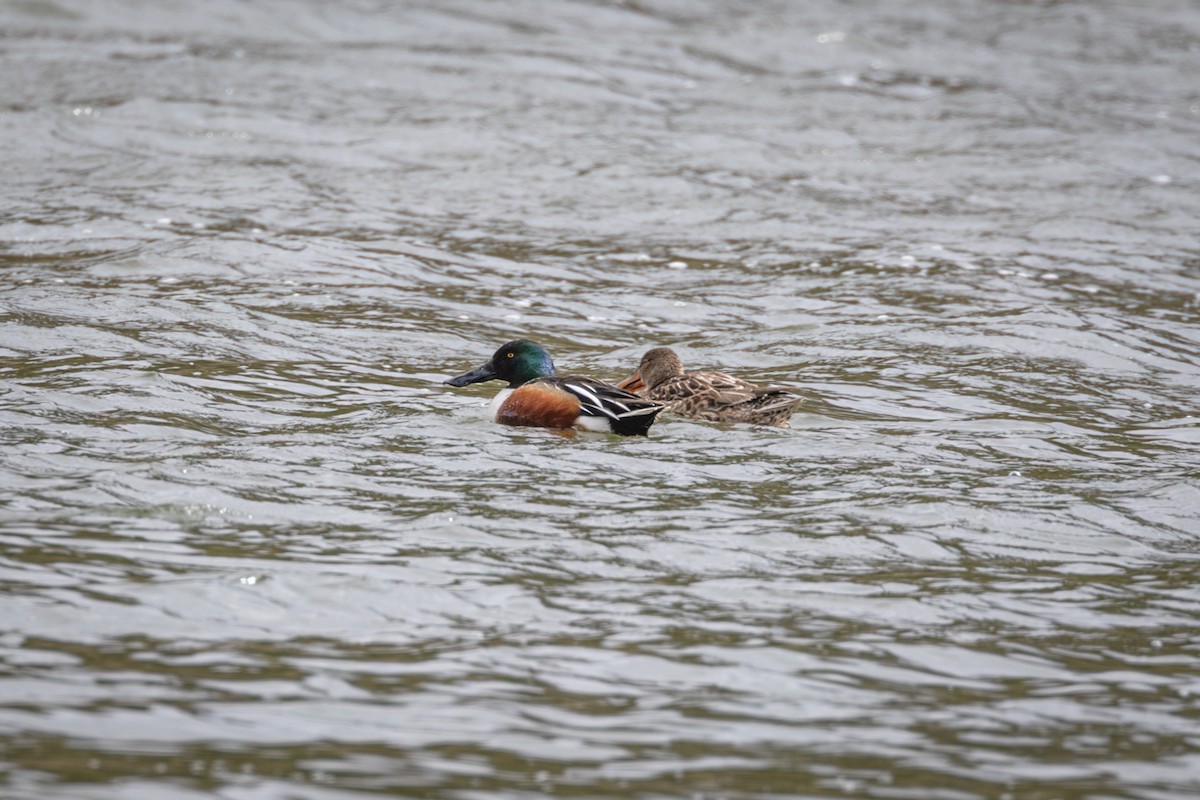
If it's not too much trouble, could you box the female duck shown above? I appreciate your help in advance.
[618,347,801,427]
[445,340,664,436]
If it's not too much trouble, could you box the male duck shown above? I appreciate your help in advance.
[618,347,802,427]
[445,339,664,435]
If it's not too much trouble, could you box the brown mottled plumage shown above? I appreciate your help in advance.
[618,347,802,427]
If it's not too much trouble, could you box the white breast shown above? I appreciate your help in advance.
[486,388,513,422]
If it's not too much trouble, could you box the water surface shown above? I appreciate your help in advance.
[2,1,1200,798]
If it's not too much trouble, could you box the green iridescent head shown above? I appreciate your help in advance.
[444,339,556,388]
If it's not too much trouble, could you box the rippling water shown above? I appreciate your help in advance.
[3,1,1200,797]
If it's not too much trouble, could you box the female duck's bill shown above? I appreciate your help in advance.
[444,339,664,436]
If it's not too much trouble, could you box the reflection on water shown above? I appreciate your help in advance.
[2,0,1199,797]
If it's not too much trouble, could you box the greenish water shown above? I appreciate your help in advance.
[2,1,1199,798]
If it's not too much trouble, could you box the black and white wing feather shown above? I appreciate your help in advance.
[552,376,664,435]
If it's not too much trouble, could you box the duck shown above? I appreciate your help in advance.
[445,339,665,435]
[617,347,802,427]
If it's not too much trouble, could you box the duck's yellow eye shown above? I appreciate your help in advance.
[507,352,515,358]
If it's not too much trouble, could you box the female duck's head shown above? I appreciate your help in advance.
[444,339,556,388]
